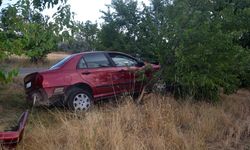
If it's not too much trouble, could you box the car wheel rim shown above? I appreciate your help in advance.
[73,93,91,111]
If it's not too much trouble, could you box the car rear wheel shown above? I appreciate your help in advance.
[67,88,93,111]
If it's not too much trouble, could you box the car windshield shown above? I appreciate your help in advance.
[50,55,73,69]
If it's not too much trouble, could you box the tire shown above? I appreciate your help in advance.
[67,87,93,111]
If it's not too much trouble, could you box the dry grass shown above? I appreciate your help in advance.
[0,52,249,149]
[47,52,70,60]
[0,52,70,69]
[11,90,249,150]
[0,77,26,131]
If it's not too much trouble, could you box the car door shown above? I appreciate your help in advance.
[77,53,115,98]
[107,53,144,94]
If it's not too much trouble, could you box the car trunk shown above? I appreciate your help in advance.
[24,72,43,93]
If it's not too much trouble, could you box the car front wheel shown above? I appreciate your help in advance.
[67,88,93,111]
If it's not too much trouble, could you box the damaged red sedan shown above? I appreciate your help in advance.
[24,51,160,111]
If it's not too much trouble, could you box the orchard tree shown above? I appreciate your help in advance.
[0,0,66,83]
[0,0,75,63]
[68,20,99,51]
[98,0,141,55]
[31,0,67,10]
[157,0,250,100]
[97,6,126,51]
[98,0,250,101]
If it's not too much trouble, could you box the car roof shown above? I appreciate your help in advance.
[74,51,131,56]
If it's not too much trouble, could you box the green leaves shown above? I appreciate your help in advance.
[0,0,61,63]
[32,0,67,10]
[0,0,249,100]
[98,0,250,101]
[158,0,250,100]
[21,22,58,62]
[0,69,18,84]
[0,0,63,84]
[98,0,141,54]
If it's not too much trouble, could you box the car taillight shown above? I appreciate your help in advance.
[35,74,43,86]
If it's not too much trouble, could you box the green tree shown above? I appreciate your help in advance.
[98,0,140,55]
[0,0,65,83]
[158,0,250,100]
[32,0,67,10]
[98,0,250,101]
[68,20,99,51]
[15,0,59,62]
[97,6,123,51]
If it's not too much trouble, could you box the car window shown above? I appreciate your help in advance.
[77,57,87,69]
[109,53,138,67]
[83,53,111,68]
[50,55,73,69]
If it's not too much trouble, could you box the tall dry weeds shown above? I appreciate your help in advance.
[17,90,250,150]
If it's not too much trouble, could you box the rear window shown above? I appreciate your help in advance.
[50,55,73,69]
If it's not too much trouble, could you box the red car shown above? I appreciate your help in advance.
[24,51,159,111]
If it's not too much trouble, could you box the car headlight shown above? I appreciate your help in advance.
[26,81,31,88]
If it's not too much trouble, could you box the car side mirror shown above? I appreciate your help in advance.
[136,61,145,67]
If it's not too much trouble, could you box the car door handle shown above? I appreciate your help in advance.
[118,69,126,72]
[82,72,90,75]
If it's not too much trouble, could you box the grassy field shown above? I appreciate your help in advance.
[0,53,250,150]
[0,52,70,69]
